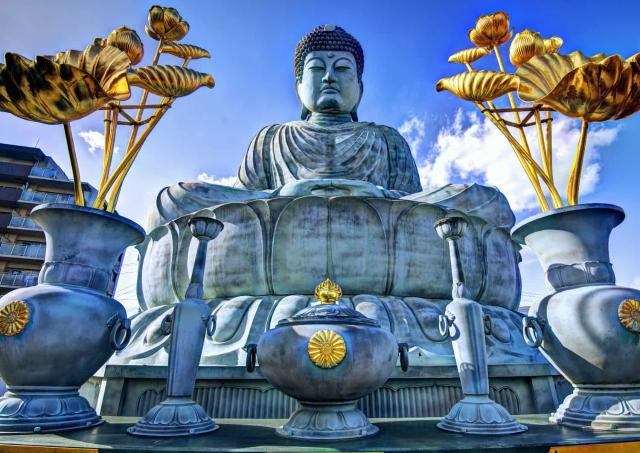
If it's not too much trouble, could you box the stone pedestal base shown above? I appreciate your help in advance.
[0,387,102,433]
[551,386,640,432]
[437,395,527,435]
[276,401,378,441]
[127,397,219,437]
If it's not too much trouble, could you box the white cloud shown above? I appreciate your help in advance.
[197,172,238,187]
[398,116,425,158]
[78,130,120,154]
[416,109,619,212]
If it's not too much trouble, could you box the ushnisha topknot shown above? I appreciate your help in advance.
[294,24,364,82]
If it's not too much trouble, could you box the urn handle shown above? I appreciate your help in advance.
[522,316,543,348]
[398,343,410,372]
[205,313,216,337]
[108,315,131,351]
[243,343,257,373]
[438,312,455,338]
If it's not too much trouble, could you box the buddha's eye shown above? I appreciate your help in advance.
[335,65,352,72]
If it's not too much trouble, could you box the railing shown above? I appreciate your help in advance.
[0,272,38,288]
[0,242,45,258]
[8,215,40,230]
[29,166,69,181]
[19,190,74,205]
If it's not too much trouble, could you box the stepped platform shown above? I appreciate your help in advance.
[0,415,639,453]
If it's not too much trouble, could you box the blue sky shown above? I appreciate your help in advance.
[2,0,640,303]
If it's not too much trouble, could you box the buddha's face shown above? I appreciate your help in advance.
[297,50,361,115]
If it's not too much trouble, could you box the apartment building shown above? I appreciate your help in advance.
[0,143,98,295]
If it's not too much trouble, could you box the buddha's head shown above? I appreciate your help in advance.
[294,25,364,121]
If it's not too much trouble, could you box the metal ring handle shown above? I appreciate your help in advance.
[398,343,409,372]
[110,317,131,351]
[244,344,257,373]
[438,314,451,338]
[522,316,543,348]
[206,314,216,337]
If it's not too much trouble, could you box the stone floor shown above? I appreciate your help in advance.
[0,415,639,452]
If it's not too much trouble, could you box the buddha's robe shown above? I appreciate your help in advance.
[239,121,422,193]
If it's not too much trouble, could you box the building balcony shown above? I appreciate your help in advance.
[29,166,69,181]
[0,271,38,290]
[0,242,45,260]
[18,189,75,206]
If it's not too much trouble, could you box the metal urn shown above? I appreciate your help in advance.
[0,203,144,433]
[435,215,526,435]
[128,216,222,437]
[512,203,640,432]
[246,279,409,441]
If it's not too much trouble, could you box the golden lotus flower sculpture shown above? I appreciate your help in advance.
[469,11,512,48]
[448,47,492,65]
[544,37,563,54]
[160,43,211,60]
[307,330,347,369]
[436,71,519,102]
[127,65,214,98]
[517,51,640,121]
[106,26,144,65]
[0,301,29,337]
[145,5,189,42]
[509,30,545,67]
[0,45,131,124]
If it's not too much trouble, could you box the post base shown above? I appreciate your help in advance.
[276,401,378,441]
[551,386,640,432]
[0,387,103,433]
[127,397,219,437]
[437,395,527,435]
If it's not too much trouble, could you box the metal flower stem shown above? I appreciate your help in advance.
[534,109,553,183]
[97,103,120,200]
[475,102,563,209]
[567,120,589,205]
[545,110,554,183]
[62,122,85,206]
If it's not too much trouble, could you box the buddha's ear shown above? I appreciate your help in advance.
[295,80,311,120]
[350,80,364,122]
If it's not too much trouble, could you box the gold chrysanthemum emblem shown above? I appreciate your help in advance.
[308,330,346,368]
[619,299,640,334]
[0,301,29,336]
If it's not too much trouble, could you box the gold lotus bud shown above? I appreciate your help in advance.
[127,65,214,98]
[468,11,512,48]
[314,278,342,304]
[107,26,144,65]
[448,47,492,65]
[145,5,189,42]
[161,43,211,61]
[436,70,519,102]
[543,37,563,54]
[509,30,545,67]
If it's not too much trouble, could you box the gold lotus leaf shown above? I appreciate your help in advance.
[106,26,144,65]
[314,278,342,304]
[0,300,29,336]
[0,52,125,124]
[517,51,640,121]
[127,65,214,98]
[307,330,346,368]
[448,47,492,65]
[543,37,564,54]
[436,70,519,102]
[54,44,132,100]
[145,6,189,42]
[618,299,640,334]
[509,30,545,67]
[160,43,211,60]
[469,11,512,48]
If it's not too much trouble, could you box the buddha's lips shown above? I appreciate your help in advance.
[321,86,339,93]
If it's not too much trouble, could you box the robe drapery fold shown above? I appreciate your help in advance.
[238,121,422,194]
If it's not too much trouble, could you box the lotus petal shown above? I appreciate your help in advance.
[127,65,214,98]
[448,47,491,65]
[543,37,563,54]
[0,53,113,124]
[436,71,519,102]
[160,43,210,60]
[468,11,512,48]
[518,51,640,121]
[54,44,131,100]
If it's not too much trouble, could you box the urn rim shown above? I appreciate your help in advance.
[510,203,625,244]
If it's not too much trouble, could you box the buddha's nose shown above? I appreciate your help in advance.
[322,69,336,84]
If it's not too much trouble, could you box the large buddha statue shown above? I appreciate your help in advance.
[147,25,512,230]
[105,26,553,420]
